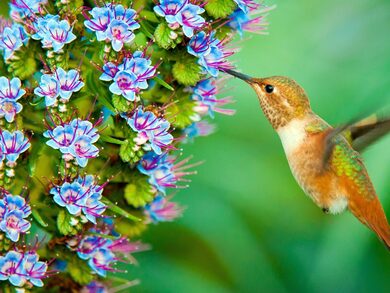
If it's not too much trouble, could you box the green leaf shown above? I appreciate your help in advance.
[205,0,236,18]
[57,210,78,236]
[101,197,141,222]
[154,76,175,91]
[8,46,38,80]
[85,70,116,113]
[124,175,155,207]
[32,209,48,227]
[112,94,130,112]
[154,22,183,50]
[166,94,197,129]
[173,56,202,86]
[119,139,145,163]
[100,135,125,145]
[68,258,93,285]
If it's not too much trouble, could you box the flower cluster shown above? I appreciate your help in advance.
[0,250,48,287]
[0,0,272,290]
[0,22,28,60]
[191,78,235,118]
[32,14,76,52]
[0,76,25,122]
[84,4,140,51]
[154,0,206,38]
[50,175,106,224]
[138,152,194,194]
[187,32,234,77]
[44,118,100,167]
[122,107,173,155]
[75,230,147,277]
[101,51,157,101]
[0,193,31,242]
[34,67,84,107]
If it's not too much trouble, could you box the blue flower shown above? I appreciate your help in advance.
[21,251,48,287]
[99,62,118,81]
[192,79,235,117]
[104,51,156,100]
[0,130,30,164]
[9,0,46,20]
[188,32,234,77]
[109,70,138,101]
[144,195,183,223]
[183,121,215,141]
[32,14,76,52]
[228,7,269,36]
[50,175,106,222]
[0,76,25,122]
[83,4,140,52]
[84,6,113,41]
[0,251,26,286]
[175,3,205,37]
[34,74,60,106]
[88,248,116,277]
[0,23,28,60]
[123,107,173,155]
[44,119,100,167]
[233,0,260,14]
[154,0,205,38]
[54,67,84,100]
[0,193,31,242]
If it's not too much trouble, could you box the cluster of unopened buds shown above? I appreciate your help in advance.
[0,0,272,291]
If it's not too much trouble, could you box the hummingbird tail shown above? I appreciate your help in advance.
[348,196,390,250]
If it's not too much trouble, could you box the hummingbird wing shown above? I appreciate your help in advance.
[322,115,390,166]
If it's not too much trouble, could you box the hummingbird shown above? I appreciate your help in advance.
[225,69,390,249]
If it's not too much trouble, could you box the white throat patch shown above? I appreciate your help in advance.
[276,118,307,155]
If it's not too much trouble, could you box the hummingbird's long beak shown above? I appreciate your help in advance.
[224,69,254,84]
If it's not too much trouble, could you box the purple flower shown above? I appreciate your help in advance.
[138,152,194,194]
[144,195,183,223]
[50,175,106,222]
[0,130,30,164]
[9,0,47,20]
[192,79,235,117]
[154,0,205,37]
[44,118,100,167]
[83,281,108,293]
[123,107,173,155]
[32,14,76,52]
[0,76,25,122]
[106,51,157,101]
[0,23,28,60]
[0,193,31,242]
[83,4,140,52]
[0,250,47,287]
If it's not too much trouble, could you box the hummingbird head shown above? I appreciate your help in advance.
[225,70,312,129]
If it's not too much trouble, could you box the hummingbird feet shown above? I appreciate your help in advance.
[322,207,330,214]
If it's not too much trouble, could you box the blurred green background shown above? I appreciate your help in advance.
[2,0,390,292]
[130,0,390,292]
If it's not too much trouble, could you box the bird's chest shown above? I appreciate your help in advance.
[277,120,334,203]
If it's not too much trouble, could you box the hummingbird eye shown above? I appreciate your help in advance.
[264,84,274,94]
